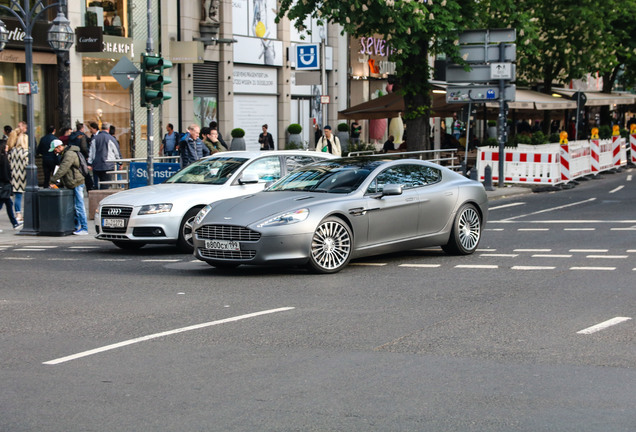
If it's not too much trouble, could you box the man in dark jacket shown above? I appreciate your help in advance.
[36,125,59,186]
[88,121,121,189]
[49,139,88,235]
[181,124,209,167]
[68,123,90,158]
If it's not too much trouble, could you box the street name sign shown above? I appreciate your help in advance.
[446,64,516,83]
[446,84,516,103]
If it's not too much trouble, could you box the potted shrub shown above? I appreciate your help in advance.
[230,128,246,151]
[336,123,350,154]
[487,120,497,138]
[287,123,303,148]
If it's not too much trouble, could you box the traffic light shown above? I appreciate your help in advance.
[140,53,173,107]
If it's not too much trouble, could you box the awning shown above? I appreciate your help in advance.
[552,89,636,106]
[486,89,576,110]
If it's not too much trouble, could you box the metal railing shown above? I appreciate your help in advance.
[346,149,462,171]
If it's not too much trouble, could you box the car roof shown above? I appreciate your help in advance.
[202,150,338,160]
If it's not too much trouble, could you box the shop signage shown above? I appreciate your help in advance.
[80,35,142,61]
[168,41,203,64]
[233,66,277,95]
[128,162,180,189]
[1,17,54,51]
[75,27,104,52]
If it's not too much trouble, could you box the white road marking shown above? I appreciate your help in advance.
[570,266,616,271]
[141,259,182,263]
[500,198,596,221]
[485,228,505,231]
[577,317,632,335]
[101,259,130,262]
[68,246,99,249]
[611,227,636,231]
[532,254,572,258]
[23,245,57,248]
[3,257,33,260]
[564,228,595,231]
[512,266,556,270]
[570,249,608,253]
[14,248,46,252]
[455,264,498,269]
[491,219,636,224]
[514,249,552,252]
[518,228,549,231]
[43,307,295,365]
[627,174,633,181]
[628,250,636,253]
[479,253,518,257]
[476,248,497,252]
[399,264,441,268]
[609,185,624,194]
[489,202,526,211]
[350,262,387,266]
[48,258,79,261]
[586,255,628,259]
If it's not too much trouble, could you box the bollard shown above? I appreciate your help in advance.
[483,165,495,191]
[469,168,478,181]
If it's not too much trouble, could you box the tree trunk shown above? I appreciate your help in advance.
[403,92,431,152]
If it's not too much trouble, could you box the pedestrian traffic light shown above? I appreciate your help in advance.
[140,53,173,107]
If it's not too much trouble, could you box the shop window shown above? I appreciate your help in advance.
[85,0,128,37]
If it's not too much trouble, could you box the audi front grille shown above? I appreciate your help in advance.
[100,206,133,233]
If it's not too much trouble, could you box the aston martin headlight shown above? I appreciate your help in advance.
[257,208,309,228]
[138,203,173,215]
[195,204,213,224]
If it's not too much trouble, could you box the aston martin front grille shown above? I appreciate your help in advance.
[199,249,257,260]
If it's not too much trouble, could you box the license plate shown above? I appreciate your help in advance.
[205,239,240,251]
[102,218,126,228]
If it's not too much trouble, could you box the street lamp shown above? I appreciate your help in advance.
[0,0,73,235]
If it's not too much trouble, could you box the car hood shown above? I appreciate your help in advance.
[99,183,224,206]
[205,191,339,225]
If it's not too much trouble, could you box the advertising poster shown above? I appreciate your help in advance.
[233,95,277,151]
[232,0,276,38]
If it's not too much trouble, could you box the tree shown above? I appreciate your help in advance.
[276,0,477,151]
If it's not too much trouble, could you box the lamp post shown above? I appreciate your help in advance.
[0,0,73,235]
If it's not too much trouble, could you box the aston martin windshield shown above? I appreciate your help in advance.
[166,157,249,185]
[267,159,382,194]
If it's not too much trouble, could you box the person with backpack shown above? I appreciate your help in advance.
[69,123,90,159]
[49,139,88,235]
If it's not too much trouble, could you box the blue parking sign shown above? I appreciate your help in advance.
[296,44,319,70]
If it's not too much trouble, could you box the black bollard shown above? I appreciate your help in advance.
[483,165,495,191]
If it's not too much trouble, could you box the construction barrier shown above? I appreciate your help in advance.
[631,134,636,164]
[477,139,627,186]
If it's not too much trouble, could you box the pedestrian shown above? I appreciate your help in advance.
[68,123,90,159]
[313,122,322,149]
[201,127,226,155]
[160,123,179,156]
[6,121,28,222]
[0,140,22,230]
[181,124,209,168]
[258,124,275,150]
[58,126,72,145]
[382,135,396,153]
[316,125,342,156]
[2,125,12,142]
[49,139,88,235]
[350,120,361,144]
[36,125,59,187]
[87,121,122,189]
[208,121,228,150]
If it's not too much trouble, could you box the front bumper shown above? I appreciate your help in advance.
[94,204,182,244]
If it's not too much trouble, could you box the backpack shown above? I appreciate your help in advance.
[77,151,89,177]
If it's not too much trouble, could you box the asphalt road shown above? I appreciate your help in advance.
[1,168,635,431]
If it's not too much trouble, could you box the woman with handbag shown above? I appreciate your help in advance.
[7,121,28,222]
[0,141,22,229]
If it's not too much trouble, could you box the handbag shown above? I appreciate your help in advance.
[0,182,11,200]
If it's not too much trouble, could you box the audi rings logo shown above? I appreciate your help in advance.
[107,208,122,216]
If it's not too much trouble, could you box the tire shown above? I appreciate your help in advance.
[177,207,202,253]
[308,216,353,274]
[442,203,482,255]
[112,240,146,250]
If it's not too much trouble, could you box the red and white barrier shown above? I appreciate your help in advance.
[631,134,636,164]
[477,147,562,185]
[612,135,621,167]
[560,141,591,182]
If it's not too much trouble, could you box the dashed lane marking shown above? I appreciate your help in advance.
[455,264,498,269]
[609,185,624,194]
[514,249,552,252]
[500,198,597,221]
[564,228,596,231]
[479,253,519,257]
[511,266,556,270]
[611,227,636,231]
[141,259,182,263]
[570,249,608,253]
[489,202,526,211]
[13,248,46,252]
[532,254,572,258]
[23,245,57,248]
[43,307,296,365]
[570,266,616,271]
[68,246,100,249]
[350,262,387,266]
[399,264,441,268]
[3,257,33,260]
[577,317,632,335]
[586,255,628,259]
[518,228,550,231]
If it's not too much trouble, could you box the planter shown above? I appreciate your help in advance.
[487,126,498,139]
[336,131,350,154]
[288,133,303,149]
[230,137,246,151]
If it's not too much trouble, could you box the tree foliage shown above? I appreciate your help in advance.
[276,0,477,151]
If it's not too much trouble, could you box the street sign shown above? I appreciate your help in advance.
[320,95,330,104]
[296,44,320,70]
[111,56,141,90]
[490,63,513,80]
[459,28,516,44]
[446,84,516,103]
[458,44,516,63]
[446,64,516,83]
[129,162,180,188]
[17,82,31,95]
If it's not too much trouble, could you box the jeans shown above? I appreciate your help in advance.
[14,192,23,213]
[93,170,111,190]
[1,197,19,226]
[73,184,88,231]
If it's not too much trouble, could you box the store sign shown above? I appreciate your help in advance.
[233,66,277,95]
[75,27,104,53]
[1,17,54,51]
[350,35,396,78]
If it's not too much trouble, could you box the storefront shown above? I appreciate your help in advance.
[0,17,57,140]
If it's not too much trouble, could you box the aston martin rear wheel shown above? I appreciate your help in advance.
[442,203,481,255]
[308,216,352,274]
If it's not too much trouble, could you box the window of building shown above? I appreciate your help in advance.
[85,0,128,37]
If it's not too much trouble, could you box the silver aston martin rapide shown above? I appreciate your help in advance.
[192,156,488,273]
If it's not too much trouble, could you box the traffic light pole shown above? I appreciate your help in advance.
[146,0,154,185]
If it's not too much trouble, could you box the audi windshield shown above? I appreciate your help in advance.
[166,157,249,185]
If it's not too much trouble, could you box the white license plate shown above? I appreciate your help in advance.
[102,218,126,228]
[205,239,240,251]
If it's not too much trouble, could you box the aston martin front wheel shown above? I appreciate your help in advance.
[442,203,482,255]
[308,216,352,274]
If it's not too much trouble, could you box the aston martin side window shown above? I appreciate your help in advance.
[241,156,282,182]
[366,164,442,194]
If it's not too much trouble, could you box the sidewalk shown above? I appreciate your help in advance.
[0,185,532,246]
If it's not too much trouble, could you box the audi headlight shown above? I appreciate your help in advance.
[195,204,213,224]
[138,203,173,215]
[257,208,309,228]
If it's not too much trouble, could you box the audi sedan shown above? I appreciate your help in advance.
[95,151,335,252]
[192,156,488,273]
